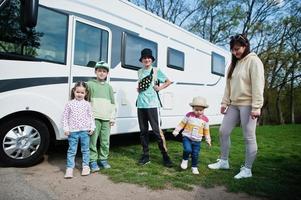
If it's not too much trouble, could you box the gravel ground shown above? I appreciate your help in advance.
[0,142,265,200]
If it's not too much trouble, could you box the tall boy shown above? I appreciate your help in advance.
[136,48,173,167]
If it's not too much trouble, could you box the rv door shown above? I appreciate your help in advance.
[70,16,112,84]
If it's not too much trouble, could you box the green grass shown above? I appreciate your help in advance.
[101,124,301,200]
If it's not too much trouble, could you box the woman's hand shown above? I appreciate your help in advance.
[220,106,228,114]
[64,131,70,136]
[251,110,261,120]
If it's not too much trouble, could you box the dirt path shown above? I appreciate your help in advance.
[0,153,264,200]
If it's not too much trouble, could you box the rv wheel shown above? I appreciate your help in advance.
[0,117,50,167]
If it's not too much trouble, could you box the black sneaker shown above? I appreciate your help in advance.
[163,155,173,168]
[138,155,150,165]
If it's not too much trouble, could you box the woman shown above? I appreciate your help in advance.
[208,34,264,179]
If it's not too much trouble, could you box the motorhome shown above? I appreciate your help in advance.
[0,0,230,166]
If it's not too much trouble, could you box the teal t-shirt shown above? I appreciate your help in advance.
[136,66,167,108]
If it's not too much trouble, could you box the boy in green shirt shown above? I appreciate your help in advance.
[87,61,116,172]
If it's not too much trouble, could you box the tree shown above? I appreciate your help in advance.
[258,0,301,124]
[128,0,200,26]
[186,0,243,44]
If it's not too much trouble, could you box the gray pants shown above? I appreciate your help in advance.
[220,105,258,169]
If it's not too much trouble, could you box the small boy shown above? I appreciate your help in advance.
[173,96,211,174]
[87,61,116,172]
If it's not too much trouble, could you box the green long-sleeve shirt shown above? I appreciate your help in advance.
[87,79,116,121]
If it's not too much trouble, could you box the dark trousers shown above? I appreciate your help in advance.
[182,136,201,167]
[137,108,168,157]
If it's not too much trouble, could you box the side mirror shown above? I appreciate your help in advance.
[21,0,39,28]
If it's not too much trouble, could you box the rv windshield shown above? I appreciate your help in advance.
[0,0,68,64]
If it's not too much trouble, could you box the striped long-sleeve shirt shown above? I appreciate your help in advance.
[174,112,211,142]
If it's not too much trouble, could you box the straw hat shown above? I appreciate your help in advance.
[189,96,209,108]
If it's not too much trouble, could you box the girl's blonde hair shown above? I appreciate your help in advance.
[70,81,90,101]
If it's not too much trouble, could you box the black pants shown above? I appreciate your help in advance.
[137,108,168,157]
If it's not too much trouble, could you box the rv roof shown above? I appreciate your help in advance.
[40,0,228,54]
[119,0,228,53]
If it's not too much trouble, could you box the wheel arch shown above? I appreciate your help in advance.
[0,111,56,145]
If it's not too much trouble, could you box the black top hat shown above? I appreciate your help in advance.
[139,48,155,62]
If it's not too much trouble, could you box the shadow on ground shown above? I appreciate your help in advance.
[46,131,178,171]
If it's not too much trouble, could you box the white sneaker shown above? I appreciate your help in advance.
[81,166,90,176]
[64,168,73,179]
[208,159,229,169]
[191,167,199,175]
[180,160,188,169]
[234,166,252,179]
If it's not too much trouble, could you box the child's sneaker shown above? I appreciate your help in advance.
[191,167,199,175]
[81,166,90,176]
[180,159,188,169]
[234,166,252,179]
[208,159,229,169]
[64,168,73,179]
[98,160,111,169]
[90,161,100,172]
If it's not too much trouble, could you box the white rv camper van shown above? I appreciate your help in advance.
[0,0,230,166]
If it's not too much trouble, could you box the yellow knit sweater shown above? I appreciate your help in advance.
[221,52,264,112]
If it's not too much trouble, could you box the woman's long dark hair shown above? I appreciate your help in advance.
[70,81,90,101]
[227,34,250,79]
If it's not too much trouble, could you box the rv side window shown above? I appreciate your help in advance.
[74,21,109,67]
[211,52,225,76]
[121,32,157,70]
[167,47,184,71]
[0,4,68,64]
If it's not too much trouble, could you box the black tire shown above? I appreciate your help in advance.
[0,117,50,167]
